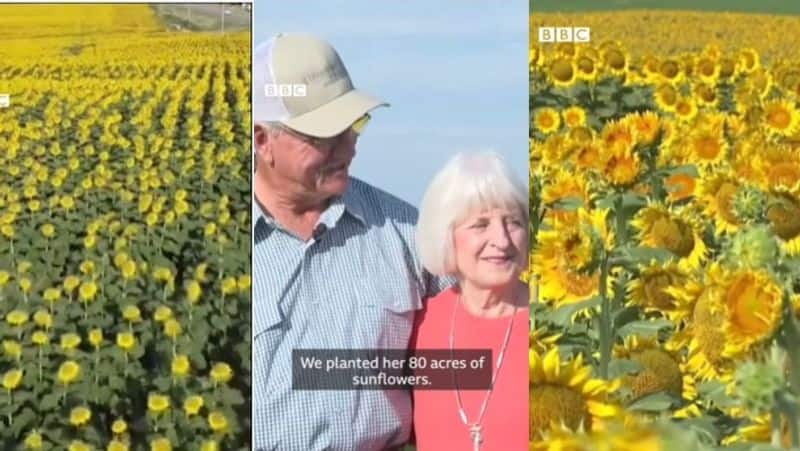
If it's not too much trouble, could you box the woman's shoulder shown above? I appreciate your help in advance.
[420,285,458,314]
[411,286,458,345]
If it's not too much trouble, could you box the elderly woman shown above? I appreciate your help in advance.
[409,152,529,451]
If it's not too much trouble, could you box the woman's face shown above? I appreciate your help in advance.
[452,206,528,290]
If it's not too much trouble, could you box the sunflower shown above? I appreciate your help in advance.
[738,48,760,74]
[540,168,592,223]
[626,261,687,316]
[562,106,587,129]
[529,427,586,451]
[766,192,800,255]
[555,42,576,58]
[654,83,679,113]
[547,57,577,88]
[571,139,603,172]
[630,204,707,271]
[722,413,791,447]
[600,118,632,148]
[598,142,642,188]
[529,45,543,69]
[530,328,561,355]
[574,53,599,82]
[673,97,698,123]
[756,146,800,193]
[694,56,719,84]
[614,336,696,406]
[693,83,719,108]
[624,111,661,146]
[534,107,561,135]
[602,46,628,76]
[657,58,684,85]
[717,57,738,80]
[663,173,696,203]
[668,264,783,383]
[642,54,661,79]
[530,347,621,439]
[696,170,743,235]
[688,123,728,166]
[762,99,800,137]
[535,209,613,307]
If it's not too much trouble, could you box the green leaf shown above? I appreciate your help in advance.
[546,296,600,327]
[697,380,738,409]
[612,246,677,269]
[154,376,171,392]
[39,393,61,410]
[627,392,678,412]
[616,319,673,339]
[221,387,245,405]
[9,407,36,438]
[607,358,643,379]
[677,416,721,444]
[550,196,583,211]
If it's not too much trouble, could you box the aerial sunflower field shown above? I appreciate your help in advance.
[0,5,250,450]
[530,10,800,451]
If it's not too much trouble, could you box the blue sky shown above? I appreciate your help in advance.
[255,1,528,207]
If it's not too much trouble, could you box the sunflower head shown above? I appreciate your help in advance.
[688,123,727,166]
[615,337,683,402]
[548,57,577,88]
[762,100,800,137]
[697,170,742,235]
[624,111,662,145]
[530,347,621,439]
[599,141,641,188]
[627,261,687,313]
[732,357,785,416]
[654,83,679,112]
[630,204,706,270]
[690,265,784,365]
[723,225,779,270]
[766,193,800,254]
[575,54,598,81]
[534,107,562,135]
[731,185,767,224]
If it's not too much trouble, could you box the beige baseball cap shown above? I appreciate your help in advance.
[254,33,389,138]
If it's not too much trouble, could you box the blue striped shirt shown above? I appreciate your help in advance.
[252,177,450,451]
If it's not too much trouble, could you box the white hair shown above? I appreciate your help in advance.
[416,151,528,276]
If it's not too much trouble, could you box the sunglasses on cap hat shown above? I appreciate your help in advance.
[276,114,371,151]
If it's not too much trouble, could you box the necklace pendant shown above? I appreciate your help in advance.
[470,423,482,451]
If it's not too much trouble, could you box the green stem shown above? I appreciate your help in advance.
[614,194,626,245]
[779,391,800,448]
[598,251,612,380]
[771,405,782,448]
[782,295,800,394]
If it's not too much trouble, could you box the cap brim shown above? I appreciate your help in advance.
[281,89,389,138]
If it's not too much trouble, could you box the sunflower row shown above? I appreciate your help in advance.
[531,34,800,450]
[0,5,251,447]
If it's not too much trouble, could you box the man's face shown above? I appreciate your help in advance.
[255,124,357,201]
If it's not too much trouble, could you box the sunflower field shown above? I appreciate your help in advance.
[0,5,250,450]
[530,11,800,451]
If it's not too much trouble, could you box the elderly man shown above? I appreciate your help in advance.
[252,33,450,451]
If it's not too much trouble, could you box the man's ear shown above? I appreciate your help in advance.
[253,123,274,166]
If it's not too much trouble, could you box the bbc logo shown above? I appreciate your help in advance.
[0,94,9,108]
[538,27,591,43]
[265,83,307,97]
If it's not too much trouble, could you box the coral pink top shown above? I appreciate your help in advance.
[409,287,529,450]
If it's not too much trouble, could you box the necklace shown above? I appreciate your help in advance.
[449,295,518,451]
